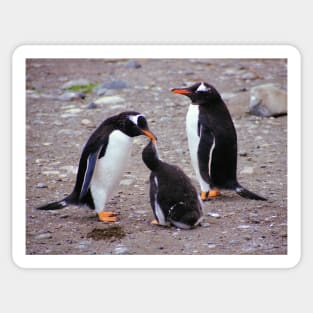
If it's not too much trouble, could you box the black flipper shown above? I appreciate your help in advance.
[235,184,267,201]
[79,150,100,200]
[168,203,203,229]
[36,195,72,210]
[197,126,214,186]
[73,141,107,201]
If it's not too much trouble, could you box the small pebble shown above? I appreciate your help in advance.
[94,95,125,105]
[81,119,91,126]
[36,182,47,188]
[57,91,86,101]
[114,246,130,255]
[237,224,250,229]
[241,72,258,80]
[201,222,210,228]
[207,212,221,219]
[125,60,142,69]
[240,166,254,175]
[61,79,90,89]
[35,232,52,240]
[87,102,98,109]
[120,178,136,186]
[97,80,128,90]
[42,170,60,176]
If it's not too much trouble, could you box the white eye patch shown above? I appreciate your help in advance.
[128,114,143,125]
[196,82,209,92]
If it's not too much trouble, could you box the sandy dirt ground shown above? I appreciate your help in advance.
[25,58,287,255]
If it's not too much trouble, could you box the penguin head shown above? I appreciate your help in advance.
[116,111,157,142]
[171,82,221,105]
[142,138,160,171]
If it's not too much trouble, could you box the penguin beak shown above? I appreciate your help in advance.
[171,88,192,95]
[141,129,157,144]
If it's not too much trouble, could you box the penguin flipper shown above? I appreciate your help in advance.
[36,196,70,210]
[79,150,100,200]
[168,203,204,229]
[235,185,267,201]
[197,126,215,185]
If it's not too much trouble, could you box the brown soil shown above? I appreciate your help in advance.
[26,58,287,255]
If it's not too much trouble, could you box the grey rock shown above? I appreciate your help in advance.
[36,182,47,188]
[57,91,86,101]
[241,71,259,80]
[81,119,91,126]
[61,79,90,89]
[249,84,287,117]
[224,67,242,76]
[92,85,107,96]
[201,222,210,228]
[240,166,254,175]
[221,92,238,100]
[94,95,125,105]
[114,245,130,255]
[96,80,129,90]
[224,91,250,117]
[229,240,241,245]
[237,224,250,229]
[42,170,60,176]
[125,60,142,69]
[35,232,52,240]
[60,165,78,175]
[63,108,82,115]
[87,102,98,109]
[207,212,221,219]
[77,240,90,251]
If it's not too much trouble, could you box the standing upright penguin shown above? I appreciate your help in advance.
[171,82,266,201]
[37,111,157,222]
[142,139,203,229]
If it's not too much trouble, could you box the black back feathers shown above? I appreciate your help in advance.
[172,82,267,201]
[37,112,156,212]
[142,140,203,229]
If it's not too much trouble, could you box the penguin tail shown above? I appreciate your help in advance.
[235,185,267,201]
[36,195,73,210]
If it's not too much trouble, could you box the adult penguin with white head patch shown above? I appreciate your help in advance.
[171,82,266,201]
[37,111,157,222]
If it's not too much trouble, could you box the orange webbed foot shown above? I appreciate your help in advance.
[200,190,221,201]
[208,189,221,198]
[151,219,159,225]
[98,211,117,222]
[200,191,208,201]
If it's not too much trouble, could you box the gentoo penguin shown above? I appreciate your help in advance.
[37,111,157,222]
[171,82,266,201]
[142,139,203,229]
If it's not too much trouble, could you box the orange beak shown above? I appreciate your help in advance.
[142,129,157,144]
[171,88,192,95]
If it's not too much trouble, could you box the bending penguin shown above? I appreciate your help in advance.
[142,139,203,229]
[171,82,266,201]
[37,111,157,222]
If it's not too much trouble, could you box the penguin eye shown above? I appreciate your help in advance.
[137,116,147,129]
[128,114,148,129]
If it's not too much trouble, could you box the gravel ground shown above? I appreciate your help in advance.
[26,58,287,255]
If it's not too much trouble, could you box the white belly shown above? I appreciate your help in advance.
[90,130,132,212]
[186,104,211,192]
